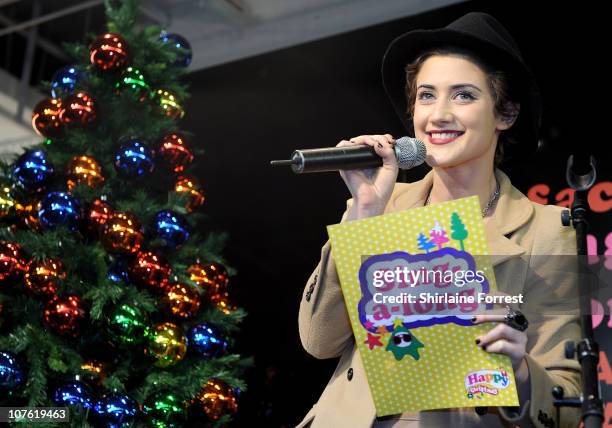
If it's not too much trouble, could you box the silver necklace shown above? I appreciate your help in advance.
[425,179,500,217]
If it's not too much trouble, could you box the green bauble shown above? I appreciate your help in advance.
[116,67,150,102]
[0,184,15,218]
[107,304,148,346]
[142,391,187,427]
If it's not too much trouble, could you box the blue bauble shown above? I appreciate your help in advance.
[188,323,227,358]
[50,65,86,98]
[114,139,155,178]
[154,210,189,249]
[53,381,93,409]
[12,150,54,192]
[159,32,192,67]
[107,258,130,284]
[38,192,81,230]
[93,393,138,428]
[0,351,25,389]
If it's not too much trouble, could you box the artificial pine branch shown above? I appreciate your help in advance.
[1,0,251,425]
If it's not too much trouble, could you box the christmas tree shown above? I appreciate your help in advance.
[0,1,251,426]
[416,233,435,254]
[450,212,469,251]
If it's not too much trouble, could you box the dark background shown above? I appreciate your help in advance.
[2,1,610,426]
[176,2,609,426]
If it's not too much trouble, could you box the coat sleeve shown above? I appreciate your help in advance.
[499,205,582,428]
[298,199,355,359]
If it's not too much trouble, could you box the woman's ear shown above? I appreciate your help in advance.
[497,102,520,131]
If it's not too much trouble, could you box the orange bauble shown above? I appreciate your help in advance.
[174,176,204,212]
[24,258,66,296]
[187,262,229,299]
[162,282,200,318]
[101,211,144,254]
[14,201,42,231]
[66,155,105,190]
[80,360,107,386]
[193,378,238,421]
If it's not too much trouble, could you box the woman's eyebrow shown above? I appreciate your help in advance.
[417,83,482,93]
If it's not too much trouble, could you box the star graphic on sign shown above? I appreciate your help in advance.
[393,318,405,328]
[364,332,383,350]
[432,219,444,233]
[363,320,375,330]
[376,326,389,336]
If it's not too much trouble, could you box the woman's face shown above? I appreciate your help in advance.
[412,55,512,169]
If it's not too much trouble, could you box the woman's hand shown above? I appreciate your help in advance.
[473,313,528,371]
[337,134,399,220]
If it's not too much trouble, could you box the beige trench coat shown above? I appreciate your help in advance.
[296,169,582,428]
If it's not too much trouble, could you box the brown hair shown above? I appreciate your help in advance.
[404,46,520,166]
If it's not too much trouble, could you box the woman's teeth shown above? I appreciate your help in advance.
[431,132,462,139]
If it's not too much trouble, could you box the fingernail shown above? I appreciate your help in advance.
[377,142,383,148]
[475,339,480,345]
[471,316,477,323]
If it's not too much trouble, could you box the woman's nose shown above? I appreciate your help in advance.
[429,100,454,123]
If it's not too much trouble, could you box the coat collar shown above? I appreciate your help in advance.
[386,168,534,266]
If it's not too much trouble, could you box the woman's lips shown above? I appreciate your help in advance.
[427,132,464,145]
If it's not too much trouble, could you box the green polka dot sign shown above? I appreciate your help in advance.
[327,196,519,416]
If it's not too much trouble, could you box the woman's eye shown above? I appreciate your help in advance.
[455,91,476,101]
[417,92,434,100]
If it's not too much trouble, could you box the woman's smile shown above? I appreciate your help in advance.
[427,131,465,145]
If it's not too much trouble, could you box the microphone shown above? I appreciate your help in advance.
[270,136,426,174]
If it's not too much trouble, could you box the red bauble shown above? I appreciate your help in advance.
[60,92,96,126]
[162,282,200,318]
[31,98,63,137]
[157,133,194,173]
[43,294,86,337]
[0,241,28,281]
[101,211,144,254]
[86,199,114,237]
[90,32,131,72]
[174,176,205,213]
[24,258,66,296]
[193,378,238,421]
[129,251,171,291]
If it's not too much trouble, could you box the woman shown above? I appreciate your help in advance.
[297,12,581,428]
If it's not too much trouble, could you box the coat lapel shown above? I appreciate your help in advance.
[387,168,533,266]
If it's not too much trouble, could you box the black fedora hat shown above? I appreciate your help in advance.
[381,12,542,159]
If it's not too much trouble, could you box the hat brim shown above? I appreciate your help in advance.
[381,28,542,159]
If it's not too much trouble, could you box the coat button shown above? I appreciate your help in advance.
[347,368,353,381]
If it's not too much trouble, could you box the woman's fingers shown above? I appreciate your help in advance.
[476,322,526,349]
[369,134,397,164]
[471,291,521,322]
[337,134,399,214]
[472,314,506,323]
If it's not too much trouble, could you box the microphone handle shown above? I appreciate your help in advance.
[290,145,383,173]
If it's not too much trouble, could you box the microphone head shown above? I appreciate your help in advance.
[395,137,426,170]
